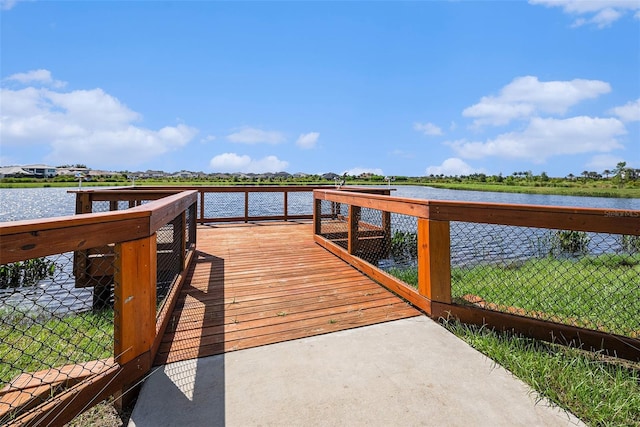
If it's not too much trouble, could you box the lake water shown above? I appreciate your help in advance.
[1,186,638,315]
[1,185,639,223]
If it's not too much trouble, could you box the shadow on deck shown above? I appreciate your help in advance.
[154,221,421,366]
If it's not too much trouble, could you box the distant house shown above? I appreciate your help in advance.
[0,166,34,178]
[322,173,340,180]
[56,167,90,176]
[87,170,117,178]
[143,170,167,179]
[272,172,292,179]
[171,171,196,179]
[22,164,58,178]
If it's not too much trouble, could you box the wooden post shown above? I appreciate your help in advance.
[348,205,361,255]
[314,198,322,235]
[75,192,92,214]
[189,203,197,248]
[284,191,289,221]
[114,234,157,365]
[244,191,249,223]
[199,190,205,222]
[417,218,451,303]
[109,201,118,211]
[382,210,391,257]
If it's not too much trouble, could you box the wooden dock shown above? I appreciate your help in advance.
[154,221,421,365]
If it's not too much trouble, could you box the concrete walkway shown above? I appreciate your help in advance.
[129,316,584,426]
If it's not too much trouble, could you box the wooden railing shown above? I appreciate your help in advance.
[0,190,197,425]
[73,185,391,223]
[313,189,640,361]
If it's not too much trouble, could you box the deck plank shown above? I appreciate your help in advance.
[154,222,421,366]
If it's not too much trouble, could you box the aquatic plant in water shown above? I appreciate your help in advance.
[0,258,56,289]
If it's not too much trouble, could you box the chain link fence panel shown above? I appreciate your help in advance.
[202,192,245,220]
[0,250,115,423]
[449,222,640,338]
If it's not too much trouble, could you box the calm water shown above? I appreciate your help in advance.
[1,186,638,315]
[1,185,638,222]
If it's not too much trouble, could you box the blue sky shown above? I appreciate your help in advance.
[1,1,639,177]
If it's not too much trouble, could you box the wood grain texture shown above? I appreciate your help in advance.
[418,218,452,304]
[114,235,157,365]
[154,222,421,366]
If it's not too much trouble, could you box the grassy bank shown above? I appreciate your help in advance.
[0,309,113,386]
[426,182,640,198]
[445,320,640,426]
[387,254,640,425]
[390,254,640,336]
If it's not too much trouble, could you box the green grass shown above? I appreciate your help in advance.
[388,255,640,336]
[387,255,640,425]
[444,320,640,426]
[426,182,640,198]
[0,309,114,386]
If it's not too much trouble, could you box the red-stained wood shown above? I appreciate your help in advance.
[432,303,640,361]
[417,218,452,304]
[0,359,116,421]
[8,353,151,427]
[314,235,433,314]
[114,235,157,365]
[314,189,640,235]
[154,222,421,366]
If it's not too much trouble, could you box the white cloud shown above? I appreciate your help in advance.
[209,153,288,173]
[449,116,626,163]
[227,127,285,144]
[0,0,24,11]
[426,158,483,176]
[413,122,443,136]
[295,132,319,149]
[529,0,640,28]
[4,69,66,88]
[586,154,626,172]
[590,8,623,28]
[343,167,384,176]
[0,71,198,168]
[609,98,640,122]
[463,76,611,127]
[48,124,196,166]
[200,134,216,143]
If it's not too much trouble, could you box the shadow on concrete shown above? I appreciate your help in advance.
[130,250,226,426]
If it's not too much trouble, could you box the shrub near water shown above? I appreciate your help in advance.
[0,258,56,289]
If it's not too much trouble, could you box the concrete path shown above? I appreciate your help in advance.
[129,316,584,426]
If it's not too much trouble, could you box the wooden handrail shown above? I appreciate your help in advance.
[315,189,640,234]
[0,191,198,264]
[73,186,392,224]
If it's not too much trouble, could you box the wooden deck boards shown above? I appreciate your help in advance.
[154,221,421,366]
